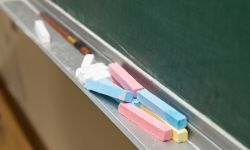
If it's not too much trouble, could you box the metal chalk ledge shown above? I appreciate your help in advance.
[0,0,246,149]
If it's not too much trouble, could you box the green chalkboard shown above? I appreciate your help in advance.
[53,0,250,147]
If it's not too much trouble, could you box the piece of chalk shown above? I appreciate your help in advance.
[118,103,172,141]
[75,68,82,78]
[137,89,187,129]
[76,63,108,83]
[131,99,141,108]
[111,77,122,87]
[77,70,109,84]
[82,63,108,74]
[84,79,133,102]
[141,105,188,143]
[81,54,94,69]
[108,63,143,96]
[82,67,110,82]
[83,69,110,82]
[92,70,111,81]
[34,20,50,44]
[75,67,87,83]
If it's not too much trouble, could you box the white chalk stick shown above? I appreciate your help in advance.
[34,20,50,44]
[81,54,95,69]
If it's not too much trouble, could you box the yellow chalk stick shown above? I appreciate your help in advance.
[141,105,188,143]
[67,35,77,44]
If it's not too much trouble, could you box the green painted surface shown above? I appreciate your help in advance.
[54,0,250,147]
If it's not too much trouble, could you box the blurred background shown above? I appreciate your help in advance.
[0,9,135,150]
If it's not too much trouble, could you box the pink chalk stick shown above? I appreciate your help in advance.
[108,63,143,96]
[111,77,122,87]
[118,103,172,141]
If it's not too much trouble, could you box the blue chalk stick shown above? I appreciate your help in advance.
[137,89,187,129]
[131,98,141,108]
[84,79,133,102]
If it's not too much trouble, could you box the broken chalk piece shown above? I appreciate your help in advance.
[92,70,111,81]
[82,63,108,74]
[81,54,94,69]
[34,20,50,44]
[141,105,188,143]
[75,68,82,78]
[76,63,108,83]
[82,67,110,82]
[137,89,187,129]
[75,67,88,84]
[118,103,172,141]
[108,63,143,96]
[84,79,133,102]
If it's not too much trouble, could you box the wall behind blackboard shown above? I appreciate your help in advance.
[54,0,250,147]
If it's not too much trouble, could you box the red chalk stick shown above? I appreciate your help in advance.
[118,103,172,141]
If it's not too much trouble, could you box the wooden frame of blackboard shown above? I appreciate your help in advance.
[1,0,246,149]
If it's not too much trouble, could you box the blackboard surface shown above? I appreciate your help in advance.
[54,0,250,147]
